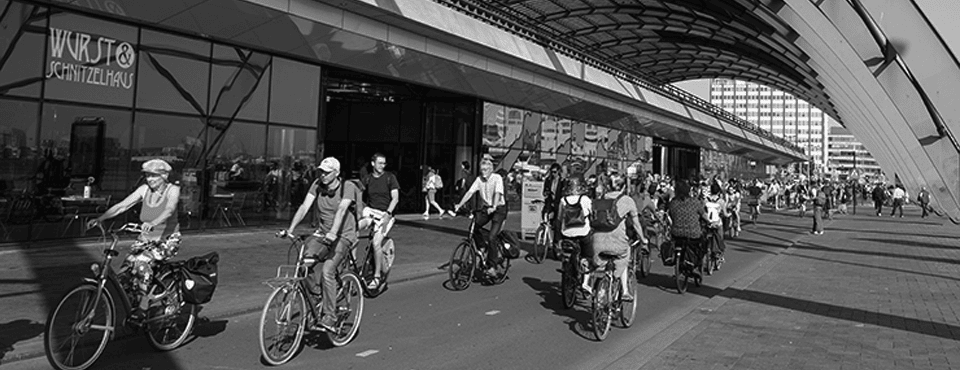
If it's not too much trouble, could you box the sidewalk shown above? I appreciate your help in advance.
[0,212,518,365]
[625,206,960,370]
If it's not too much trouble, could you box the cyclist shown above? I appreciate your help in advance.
[704,183,726,268]
[590,173,646,300]
[725,181,742,236]
[542,163,564,242]
[453,155,506,277]
[86,159,181,319]
[284,157,361,332]
[667,180,707,277]
[746,179,763,222]
[358,153,399,290]
[557,176,592,291]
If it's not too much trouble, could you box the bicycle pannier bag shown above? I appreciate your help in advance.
[180,252,219,304]
[499,231,521,259]
[591,194,625,232]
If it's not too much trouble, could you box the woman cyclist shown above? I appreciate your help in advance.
[557,176,592,291]
[87,159,181,319]
[667,181,707,276]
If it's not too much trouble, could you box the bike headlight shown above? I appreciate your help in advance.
[90,263,101,276]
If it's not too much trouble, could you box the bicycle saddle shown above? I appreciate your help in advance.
[597,251,622,260]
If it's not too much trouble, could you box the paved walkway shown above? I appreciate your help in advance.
[629,206,960,370]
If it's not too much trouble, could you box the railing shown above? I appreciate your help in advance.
[429,0,806,155]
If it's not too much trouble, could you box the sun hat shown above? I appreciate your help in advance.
[141,159,172,175]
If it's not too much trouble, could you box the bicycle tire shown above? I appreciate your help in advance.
[145,272,196,351]
[45,283,115,370]
[491,255,511,285]
[636,246,651,279]
[619,273,637,328]
[532,224,549,264]
[448,241,475,291]
[328,272,364,347]
[591,276,612,341]
[258,286,306,366]
[675,249,688,294]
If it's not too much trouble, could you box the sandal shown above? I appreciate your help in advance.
[366,276,381,290]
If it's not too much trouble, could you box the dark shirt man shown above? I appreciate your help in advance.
[360,153,399,289]
[917,186,931,218]
[871,184,887,216]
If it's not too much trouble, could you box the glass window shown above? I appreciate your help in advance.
[269,57,319,127]
[539,116,558,156]
[45,12,137,106]
[482,102,504,148]
[131,112,204,174]
[0,99,39,193]
[210,44,270,122]
[268,125,316,167]
[209,121,265,167]
[40,103,131,197]
[0,2,46,98]
[136,29,210,115]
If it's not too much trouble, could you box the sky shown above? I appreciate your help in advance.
[671,79,711,101]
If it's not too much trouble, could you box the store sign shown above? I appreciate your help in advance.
[45,27,135,89]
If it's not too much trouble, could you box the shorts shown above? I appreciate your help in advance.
[359,208,395,236]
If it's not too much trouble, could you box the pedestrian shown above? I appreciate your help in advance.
[838,186,849,215]
[917,185,931,218]
[871,183,886,216]
[811,185,825,235]
[890,184,906,218]
[454,161,476,218]
[822,181,835,220]
[422,166,448,219]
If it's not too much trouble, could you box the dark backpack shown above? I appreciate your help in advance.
[179,252,219,304]
[560,195,587,229]
[591,194,626,232]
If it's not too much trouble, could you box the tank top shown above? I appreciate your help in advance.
[140,184,180,241]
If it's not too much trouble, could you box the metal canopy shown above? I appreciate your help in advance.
[458,0,838,119]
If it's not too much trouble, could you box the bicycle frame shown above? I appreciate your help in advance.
[79,224,143,337]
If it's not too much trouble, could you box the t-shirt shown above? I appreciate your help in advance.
[467,173,505,208]
[363,172,399,211]
[592,192,638,252]
[308,179,361,243]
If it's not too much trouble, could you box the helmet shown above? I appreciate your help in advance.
[563,176,585,196]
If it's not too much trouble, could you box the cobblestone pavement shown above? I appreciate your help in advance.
[638,206,960,370]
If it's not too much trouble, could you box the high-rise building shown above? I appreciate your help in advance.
[826,122,882,180]
[709,79,828,173]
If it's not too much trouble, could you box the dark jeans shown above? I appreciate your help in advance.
[874,200,883,215]
[890,199,904,217]
[812,206,824,233]
[921,202,930,218]
[475,205,508,265]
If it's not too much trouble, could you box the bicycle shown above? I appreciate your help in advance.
[259,231,364,365]
[348,225,396,298]
[447,210,512,290]
[748,203,760,225]
[702,228,724,276]
[588,250,637,341]
[672,236,703,294]
[532,206,561,264]
[44,223,198,370]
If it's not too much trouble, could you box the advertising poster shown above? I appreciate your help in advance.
[521,180,544,239]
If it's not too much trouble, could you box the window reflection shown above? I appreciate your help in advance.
[0,2,46,98]
[268,125,316,214]
[41,103,131,198]
[209,44,270,122]
[269,57,319,127]
[137,30,210,114]
[0,99,39,194]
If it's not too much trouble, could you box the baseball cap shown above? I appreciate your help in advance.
[141,159,172,175]
[317,157,340,173]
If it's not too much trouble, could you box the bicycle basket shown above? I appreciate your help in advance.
[263,264,308,290]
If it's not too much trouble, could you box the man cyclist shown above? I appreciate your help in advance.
[542,163,564,243]
[591,173,646,300]
[358,153,399,290]
[746,179,763,222]
[453,155,506,277]
[87,159,181,320]
[284,157,361,332]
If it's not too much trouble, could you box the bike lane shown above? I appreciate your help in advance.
[0,213,485,365]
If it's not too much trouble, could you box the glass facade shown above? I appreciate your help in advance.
[0,2,319,241]
[481,102,653,207]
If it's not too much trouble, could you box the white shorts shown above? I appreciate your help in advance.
[359,208,395,236]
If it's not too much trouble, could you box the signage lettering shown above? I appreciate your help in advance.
[45,27,135,89]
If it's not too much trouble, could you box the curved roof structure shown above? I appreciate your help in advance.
[471,0,836,119]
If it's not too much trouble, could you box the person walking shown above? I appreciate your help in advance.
[811,184,825,235]
[917,185,931,218]
[872,183,887,216]
[890,184,906,218]
[422,167,448,219]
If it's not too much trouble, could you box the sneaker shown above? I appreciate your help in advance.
[447,210,457,217]
[468,214,474,219]
[366,276,381,290]
[621,291,634,302]
[316,315,337,332]
[422,213,429,220]
[485,266,497,277]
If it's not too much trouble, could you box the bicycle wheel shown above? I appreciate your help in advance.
[675,250,688,294]
[591,276,612,341]
[491,254,511,285]
[448,241,475,291]
[145,273,196,351]
[619,275,637,328]
[560,260,578,309]
[635,245,651,279]
[258,285,306,366]
[44,283,115,370]
[532,224,549,264]
[328,272,364,347]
